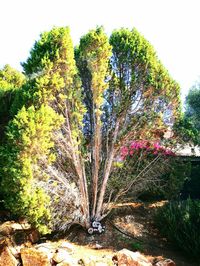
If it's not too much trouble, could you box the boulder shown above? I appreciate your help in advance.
[0,220,36,246]
[56,256,79,266]
[0,221,14,235]
[58,241,74,252]
[52,249,73,263]
[0,246,19,266]
[21,247,51,266]
[155,259,176,266]
[79,255,114,266]
[27,228,40,244]
[36,243,56,260]
[113,249,152,266]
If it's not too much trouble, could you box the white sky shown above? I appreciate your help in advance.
[0,0,200,102]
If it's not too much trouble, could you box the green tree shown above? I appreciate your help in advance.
[1,105,64,233]
[0,64,25,91]
[1,26,181,232]
[174,80,200,145]
[185,80,200,129]
[0,65,26,142]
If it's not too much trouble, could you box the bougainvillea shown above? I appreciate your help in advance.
[121,140,175,160]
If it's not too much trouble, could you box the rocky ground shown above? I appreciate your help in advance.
[0,202,199,266]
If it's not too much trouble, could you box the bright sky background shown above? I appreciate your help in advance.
[0,0,200,102]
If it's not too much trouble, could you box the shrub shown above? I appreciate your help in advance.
[0,105,64,234]
[181,164,200,199]
[154,199,200,259]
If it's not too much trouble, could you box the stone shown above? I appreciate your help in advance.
[12,230,27,245]
[36,243,56,260]
[8,246,21,260]
[52,249,72,263]
[0,234,8,245]
[10,222,31,230]
[58,241,74,253]
[0,221,31,236]
[113,249,152,266]
[56,256,79,266]
[21,247,51,266]
[0,246,19,266]
[0,221,14,235]
[79,256,114,266]
[27,228,40,244]
[155,259,176,266]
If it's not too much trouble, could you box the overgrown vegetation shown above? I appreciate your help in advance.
[0,26,186,233]
[155,199,200,259]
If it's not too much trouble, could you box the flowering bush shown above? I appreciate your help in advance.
[121,140,175,160]
[106,140,184,202]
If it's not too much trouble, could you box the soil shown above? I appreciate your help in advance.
[57,201,199,266]
[1,202,199,266]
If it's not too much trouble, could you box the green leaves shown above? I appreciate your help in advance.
[1,105,63,233]
[78,27,111,106]
[184,80,200,137]
[0,64,25,91]
[0,26,183,231]
[155,199,200,259]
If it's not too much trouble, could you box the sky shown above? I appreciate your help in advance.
[0,0,200,102]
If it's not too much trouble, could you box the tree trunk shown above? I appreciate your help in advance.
[95,120,120,220]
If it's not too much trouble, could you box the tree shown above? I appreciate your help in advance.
[0,65,26,141]
[1,105,63,233]
[185,80,200,130]
[0,64,25,91]
[1,26,181,232]
[185,82,200,144]
[173,80,200,145]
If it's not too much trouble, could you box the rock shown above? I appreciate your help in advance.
[113,249,152,266]
[0,221,14,235]
[8,246,21,260]
[10,222,31,230]
[155,259,176,266]
[36,242,56,260]
[93,243,103,250]
[56,256,78,266]
[0,234,8,245]
[52,249,72,263]
[0,221,35,246]
[12,230,27,245]
[21,247,51,266]
[0,246,19,266]
[79,255,114,266]
[27,228,40,244]
[58,241,74,253]
[0,221,31,236]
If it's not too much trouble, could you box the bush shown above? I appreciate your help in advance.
[154,199,200,259]
[0,105,64,234]
[181,164,200,199]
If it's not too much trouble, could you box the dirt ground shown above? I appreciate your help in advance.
[0,201,199,265]
[60,202,199,266]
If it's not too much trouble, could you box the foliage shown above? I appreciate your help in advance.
[0,26,182,232]
[0,105,64,233]
[185,80,200,130]
[155,199,200,259]
[181,163,200,199]
[174,115,200,145]
[108,140,187,201]
[0,64,25,91]
[0,65,26,141]
[175,79,200,145]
